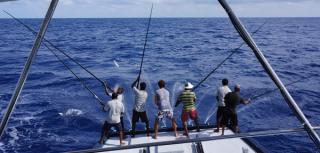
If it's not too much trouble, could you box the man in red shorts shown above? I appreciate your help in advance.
[175,82,200,137]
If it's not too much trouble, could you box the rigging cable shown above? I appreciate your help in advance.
[136,4,153,86]
[3,10,113,93]
[193,21,267,90]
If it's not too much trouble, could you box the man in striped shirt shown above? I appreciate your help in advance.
[175,82,200,137]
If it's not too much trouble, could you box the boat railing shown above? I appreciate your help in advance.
[67,126,320,153]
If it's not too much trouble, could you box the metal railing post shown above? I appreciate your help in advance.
[0,0,59,137]
[218,0,320,148]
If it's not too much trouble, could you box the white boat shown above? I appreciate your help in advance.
[98,126,260,153]
[0,0,319,153]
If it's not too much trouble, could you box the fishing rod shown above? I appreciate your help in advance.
[193,21,267,90]
[3,10,113,93]
[250,74,317,101]
[0,0,59,138]
[45,43,104,106]
[136,4,153,87]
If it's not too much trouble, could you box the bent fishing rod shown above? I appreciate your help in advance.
[3,10,113,93]
[136,4,153,87]
[46,43,104,106]
[193,21,267,90]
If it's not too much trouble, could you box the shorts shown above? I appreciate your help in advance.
[181,109,198,122]
[132,110,149,123]
[103,121,122,132]
[157,110,173,120]
[216,106,225,121]
[221,109,238,127]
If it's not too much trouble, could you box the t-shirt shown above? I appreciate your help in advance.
[224,91,245,113]
[156,88,172,111]
[216,85,231,107]
[178,90,196,112]
[104,99,124,124]
[133,87,148,112]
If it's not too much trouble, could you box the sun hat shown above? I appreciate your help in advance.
[185,82,194,90]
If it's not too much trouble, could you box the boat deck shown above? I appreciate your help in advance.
[99,128,257,153]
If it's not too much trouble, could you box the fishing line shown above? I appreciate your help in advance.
[3,10,113,92]
[250,74,317,101]
[136,4,153,86]
[193,21,267,90]
[45,43,105,106]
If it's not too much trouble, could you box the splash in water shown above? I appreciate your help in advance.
[170,81,184,111]
[59,108,83,116]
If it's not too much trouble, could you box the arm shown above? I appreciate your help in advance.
[131,77,139,88]
[104,81,113,96]
[240,97,251,105]
[216,89,219,101]
[175,94,182,107]
[154,94,159,106]
[103,103,109,112]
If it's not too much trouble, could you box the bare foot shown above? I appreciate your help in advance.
[98,140,104,144]
[174,132,179,137]
[120,142,126,145]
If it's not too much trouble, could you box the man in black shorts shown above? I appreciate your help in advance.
[131,78,150,137]
[99,93,125,145]
[221,84,250,135]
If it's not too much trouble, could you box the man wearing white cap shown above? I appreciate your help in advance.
[176,82,200,137]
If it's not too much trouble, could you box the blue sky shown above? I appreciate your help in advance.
[0,0,319,18]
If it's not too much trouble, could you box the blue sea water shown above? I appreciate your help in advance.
[0,18,320,153]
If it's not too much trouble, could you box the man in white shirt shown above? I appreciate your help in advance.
[131,78,149,137]
[104,81,125,131]
[98,93,125,145]
[153,80,178,139]
[214,78,231,132]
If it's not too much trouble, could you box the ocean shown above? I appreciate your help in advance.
[0,18,319,153]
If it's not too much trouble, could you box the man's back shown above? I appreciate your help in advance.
[105,99,124,124]
[224,92,241,112]
[156,88,171,111]
[179,90,196,111]
[217,85,231,107]
[133,87,148,112]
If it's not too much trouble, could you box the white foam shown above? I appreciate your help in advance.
[59,108,84,116]
[8,127,19,145]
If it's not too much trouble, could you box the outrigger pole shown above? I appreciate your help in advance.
[218,0,320,148]
[137,4,153,87]
[0,0,59,137]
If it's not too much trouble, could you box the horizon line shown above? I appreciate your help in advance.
[0,16,320,19]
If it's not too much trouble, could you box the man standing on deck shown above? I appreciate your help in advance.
[104,81,126,131]
[131,78,150,137]
[175,82,200,137]
[214,78,231,133]
[153,80,178,139]
[99,93,125,145]
[221,84,250,135]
